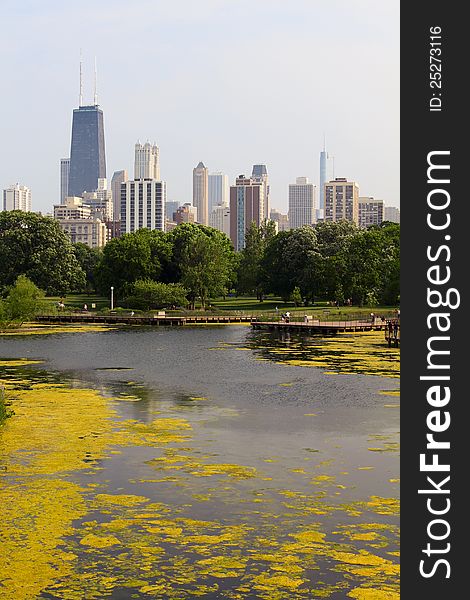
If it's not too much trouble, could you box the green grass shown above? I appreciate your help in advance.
[45,294,110,311]
[40,293,398,322]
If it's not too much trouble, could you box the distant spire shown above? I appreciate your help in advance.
[79,49,83,107]
[323,132,326,152]
[94,56,98,105]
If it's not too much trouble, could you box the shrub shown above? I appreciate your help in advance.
[123,280,188,311]
[0,275,47,328]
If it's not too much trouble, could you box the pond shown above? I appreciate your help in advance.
[0,325,399,599]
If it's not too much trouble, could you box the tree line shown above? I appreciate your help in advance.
[0,211,399,309]
[238,220,400,306]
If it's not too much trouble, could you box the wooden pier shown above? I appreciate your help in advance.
[36,314,253,326]
[251,319,386,335]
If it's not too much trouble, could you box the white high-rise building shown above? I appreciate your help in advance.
[384,206,400,223]
[208,172,229,212]
[288,177,316,229]
[358,197,384,228]
[134,142,160,180]
[60,158,70,203]
[193,161,209,225]
[3,184,32,212]
[121,179,166,234]
[209,205,230,236]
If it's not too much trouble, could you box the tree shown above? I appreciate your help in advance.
[72,243,102,292]
[314,220,358,257]
[339,225,400,305]
[261,231,296,302]
[124,280,188,310]
[281,226,321,304]
[0,275,47,327]
[237,220,277,301]
[262,227,320,303]
[179,228,236,309]
[291,286,302,306]
[0,211,85,295]
[95,229,172,296]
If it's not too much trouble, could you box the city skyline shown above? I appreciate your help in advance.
[0,1,399,215]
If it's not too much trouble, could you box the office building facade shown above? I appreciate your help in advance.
[208,172,229,212]
[229,175,265,251]
[288,177,316,229]
[68,104,106,197]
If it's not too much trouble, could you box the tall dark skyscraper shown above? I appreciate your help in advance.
[68,104,106,197]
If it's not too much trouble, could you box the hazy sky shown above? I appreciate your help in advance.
[0,0,399,214]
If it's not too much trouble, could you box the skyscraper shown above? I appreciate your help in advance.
[60,158,70,203]
[68,103,106,197]
[318,141,334,218]
[3,184,31,212]
[324,178,359,224]
[288,177,316,229]
[111,170,128,222]
[251,164,270,220]
[193,162,209,225]
[134,142,160,180]
[229,174,265,251]
[120,179,166,234]
[208,172,229,212]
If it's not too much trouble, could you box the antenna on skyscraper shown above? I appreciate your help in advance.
[94,56,98,106]
[323,132,326,152]
[79,49,83,107]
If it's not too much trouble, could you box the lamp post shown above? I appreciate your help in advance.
[110,286,114,311]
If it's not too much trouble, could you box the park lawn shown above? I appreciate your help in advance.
[41,293,398,322]
[211,296,398,320]
[45,294,110,311]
